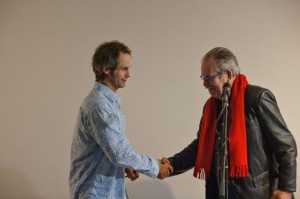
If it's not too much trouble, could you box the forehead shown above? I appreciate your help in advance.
[201,59,218,75]
[117,52,132,67]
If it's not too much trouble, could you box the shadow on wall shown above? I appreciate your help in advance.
[126,180,175,199]
[0,168,39,199]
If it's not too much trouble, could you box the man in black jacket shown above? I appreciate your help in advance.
[162,47,297,199]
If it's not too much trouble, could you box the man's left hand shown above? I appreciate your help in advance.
[125,168,139,181]
[270,190,292,199]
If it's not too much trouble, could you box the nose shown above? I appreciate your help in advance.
[203,79,209,88]
[126,70,130,78]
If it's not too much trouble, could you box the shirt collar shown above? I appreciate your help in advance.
[94,81,120,104]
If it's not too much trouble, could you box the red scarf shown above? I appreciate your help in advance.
[193,74,249,180]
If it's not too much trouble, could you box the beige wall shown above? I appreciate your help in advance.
[1,0,299,198]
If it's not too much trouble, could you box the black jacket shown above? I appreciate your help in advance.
[168,85,297,198]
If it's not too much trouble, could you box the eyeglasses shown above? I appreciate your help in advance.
[200,71,224,81]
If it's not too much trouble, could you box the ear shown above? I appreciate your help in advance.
[102,66,111,75]
[226,69,233,80]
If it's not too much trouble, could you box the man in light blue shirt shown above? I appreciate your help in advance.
[69,41,173,199]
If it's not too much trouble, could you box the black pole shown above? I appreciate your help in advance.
[218,100,229,199]
[217,83,231,199]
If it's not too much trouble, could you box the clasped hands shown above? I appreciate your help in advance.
[157,157,173,179]
[125,157,173,181]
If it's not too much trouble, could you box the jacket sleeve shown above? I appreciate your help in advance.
[168,137,199,175]
[256,89,297,192]
[167,102,208,176]
[168,117,203,176]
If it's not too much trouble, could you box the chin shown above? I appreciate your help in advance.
[209,91,216,97]
[210,92,220,99]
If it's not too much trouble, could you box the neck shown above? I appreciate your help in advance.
[98,79,117,93]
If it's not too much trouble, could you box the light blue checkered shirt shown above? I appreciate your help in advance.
[69,82,159,199]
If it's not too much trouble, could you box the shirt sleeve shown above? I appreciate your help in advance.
[88,105,159,178]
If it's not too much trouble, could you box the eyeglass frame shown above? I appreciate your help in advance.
[200,71,224,81]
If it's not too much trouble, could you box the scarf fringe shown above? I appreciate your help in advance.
[229,165,249,177]
[195,166,248,180]
[194,168,206,180]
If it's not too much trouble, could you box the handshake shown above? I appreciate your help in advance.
[125,157,172,181]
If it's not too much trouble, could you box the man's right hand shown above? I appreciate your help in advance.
[157,157,173,179]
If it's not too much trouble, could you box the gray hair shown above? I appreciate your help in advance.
[202,47,240,76]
